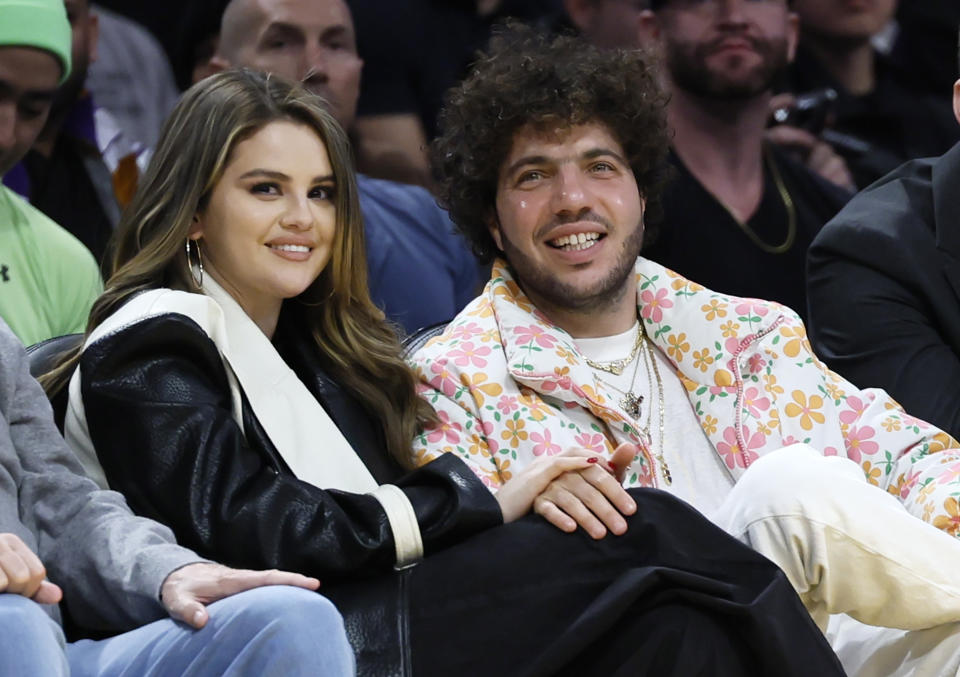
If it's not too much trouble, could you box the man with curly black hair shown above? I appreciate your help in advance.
[413,23,960,677]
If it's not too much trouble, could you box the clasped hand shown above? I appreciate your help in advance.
[495,443,638,539]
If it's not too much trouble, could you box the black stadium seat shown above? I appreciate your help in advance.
[25,333,82,432]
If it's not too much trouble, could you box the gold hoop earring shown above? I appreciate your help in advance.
[185,238,204,288]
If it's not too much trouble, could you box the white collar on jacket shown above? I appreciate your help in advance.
[66,278,424,568]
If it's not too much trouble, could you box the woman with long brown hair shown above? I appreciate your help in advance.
[51,69,843,676]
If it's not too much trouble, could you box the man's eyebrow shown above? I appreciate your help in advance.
[322,24,351,40]
[259,21,305,40]
[583,148,628,164]
[502,155,553,177]
[502,147,628,177]
[0,81,57,101]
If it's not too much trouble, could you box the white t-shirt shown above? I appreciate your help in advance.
[575,323,735,515]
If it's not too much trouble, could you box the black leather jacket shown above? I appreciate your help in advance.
[76,309,501,674]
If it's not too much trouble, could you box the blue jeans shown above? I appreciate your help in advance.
[0,586,354,676]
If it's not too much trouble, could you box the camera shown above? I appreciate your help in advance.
[771,87,838,134]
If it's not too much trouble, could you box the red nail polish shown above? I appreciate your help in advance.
[587,457,599,463]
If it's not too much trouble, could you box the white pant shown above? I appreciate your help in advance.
[711,444,960,676]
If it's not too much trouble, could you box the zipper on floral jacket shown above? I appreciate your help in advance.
[728,314,786,470]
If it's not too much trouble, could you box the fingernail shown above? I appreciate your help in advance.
[587,457,599,464]
[194,610,204,626]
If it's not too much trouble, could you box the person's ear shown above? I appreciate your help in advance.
[564,0,598,34]
[196,51,229,85]
[637,9,661,49]
[88,12,100,63]
[189,213,203,240]
[487,212,504,252]
[953,79,960,126]
[785,11,799,63]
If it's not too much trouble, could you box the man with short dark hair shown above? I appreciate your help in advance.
[637,0,852,320]
[208,0,483,335]
[414,24,960,675]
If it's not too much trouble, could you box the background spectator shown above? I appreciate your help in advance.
[636,0,849,319]
[2,0,147,266]
[807,44,960,439]
[782,0,960,188]
[347,0,561,188]
[0,0,101,344]
[85,5,179,149]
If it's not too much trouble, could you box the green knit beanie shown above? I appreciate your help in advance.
[0,0,72,83]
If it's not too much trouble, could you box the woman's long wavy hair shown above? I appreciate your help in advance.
[43,69,432,467]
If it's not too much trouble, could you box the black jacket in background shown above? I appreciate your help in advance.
[807,141,960,438]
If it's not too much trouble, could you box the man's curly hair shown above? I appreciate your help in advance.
[432,22,671,264]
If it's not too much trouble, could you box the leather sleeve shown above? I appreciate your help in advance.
[79,314,502,581]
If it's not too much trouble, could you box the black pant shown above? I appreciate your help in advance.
[407,489,843,677]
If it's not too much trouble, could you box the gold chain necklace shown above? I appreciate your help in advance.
[642,332,672,485]
[722,145,797,255]
[596,340,644,418]
[591,323,672,485]
[584,325,643,376]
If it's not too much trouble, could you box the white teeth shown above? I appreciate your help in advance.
[269,244,310,253]
[550,232,600,250]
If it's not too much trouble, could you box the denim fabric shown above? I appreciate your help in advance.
[1,587,354,676]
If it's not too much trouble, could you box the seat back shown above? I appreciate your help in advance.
[25,333,82,432]
[400,321,449,359]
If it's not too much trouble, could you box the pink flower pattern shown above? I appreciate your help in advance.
[513,325,557,349]
[447,341,491,368]
[496,395,519,415]
[839,395,869,425]
[716,425,764,470]
[843,425,879,463]
[742,387,770,419]
[425,411,462,445]
[409,258,960,539]
[530,430,562,456]
[428,360,460,398]
[735,300,769,318]
[640,288,673,323]
[574,432,606,453]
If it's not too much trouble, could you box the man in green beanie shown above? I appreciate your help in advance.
[0,0,102,346]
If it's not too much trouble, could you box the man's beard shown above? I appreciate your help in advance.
[501,217,645,315]
[665,34,789,100]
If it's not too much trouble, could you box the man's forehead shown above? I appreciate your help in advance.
[503,122,627,164]
[243,0,354,35]
[0,46,61,93]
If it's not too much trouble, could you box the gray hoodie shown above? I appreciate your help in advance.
[0,319,199,631]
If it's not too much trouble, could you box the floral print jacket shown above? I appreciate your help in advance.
[410,259,960,534]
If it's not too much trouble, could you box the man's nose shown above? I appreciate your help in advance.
[715,0,751,24]
[302,43,330,83]
[551,166,591,215]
